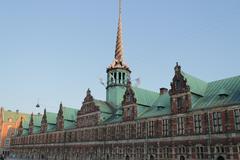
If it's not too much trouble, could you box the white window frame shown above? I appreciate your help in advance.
[177,117,185,135]
[162,119,169,136]
[234,109,240,130]
[194,114,202,134]
[213,112,222,133]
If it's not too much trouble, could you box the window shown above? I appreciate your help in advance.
[127,108,131,116]
[148,121,154,137]
[136,122,141,138]
[115,126,120,139]
[114,72,117,82]
[215,145,224,153]
[162,119,169,136]
[176,80,181,90]
[196,146,204,159]
[213,112,222,133]
[234,109,240,130]
[194,115,202,134]
[125,124,130,139]
[177,117,185,135]
[163,147,171,158]
[118,72,121,84]
[177,97,183,112]
[178,146,186,155]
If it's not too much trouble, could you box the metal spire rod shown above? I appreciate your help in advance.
[119,0,122,18]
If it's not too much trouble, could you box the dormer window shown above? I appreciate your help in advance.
[218,88,229,99]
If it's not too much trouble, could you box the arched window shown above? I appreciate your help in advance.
[126,155,129,160]
[217,156,225,160]
[150,155,154,160]
[180,155,185,160]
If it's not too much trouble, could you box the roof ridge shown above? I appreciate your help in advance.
[182,71,207,83]
[208,75,240,84]
[133,86,159,94]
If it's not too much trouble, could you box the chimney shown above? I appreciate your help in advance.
[160,88,168,95]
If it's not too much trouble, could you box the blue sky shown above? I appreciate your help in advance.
[0,0,240,113]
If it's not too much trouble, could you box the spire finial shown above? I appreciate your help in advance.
[119,0,122,17]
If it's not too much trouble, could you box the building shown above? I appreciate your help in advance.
[0,108,29,156]
[10,1,240,160]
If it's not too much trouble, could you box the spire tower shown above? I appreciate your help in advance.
[115,0,123,62]
[106,0,131,106]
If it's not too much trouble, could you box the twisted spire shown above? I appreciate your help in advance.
[108,0,129,70]
[115,0,123,62]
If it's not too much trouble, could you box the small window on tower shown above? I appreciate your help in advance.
[123,73,126,84]
[114,72,117,83]
[110,73,114,83]
[119,72,121,84]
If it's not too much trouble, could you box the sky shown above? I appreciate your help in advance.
[0,0,240,114]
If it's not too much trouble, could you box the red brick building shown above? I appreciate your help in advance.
[9,1,240,160]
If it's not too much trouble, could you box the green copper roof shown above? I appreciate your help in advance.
[64,120,76,129]
[63,106,78,121]
[46,112,57,124]
[191,75,240,110]
[3,110,29,122]
[182,72,208,96]
[139,93,171,118]
[94,99,114,113]
[33,126,40,134]
[22,128,29,136]
[133,87,159,106]
[47,124,56,132]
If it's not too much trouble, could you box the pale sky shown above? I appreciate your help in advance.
[0,0,240,114]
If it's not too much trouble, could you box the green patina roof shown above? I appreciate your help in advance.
[47,124,56,132]
[46,112,57,124]
[22,128,29,136]
[182,72,208,96]
[33,114,42,127]
[3,110,29,122]
[63,107,78,121]
[93,99,115,122]
[33,126,40,134]
[94,100,114,114]
[191,75,240,110]
[133,87,160,106]
[139,93,171,118]
[64,120,76,129]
